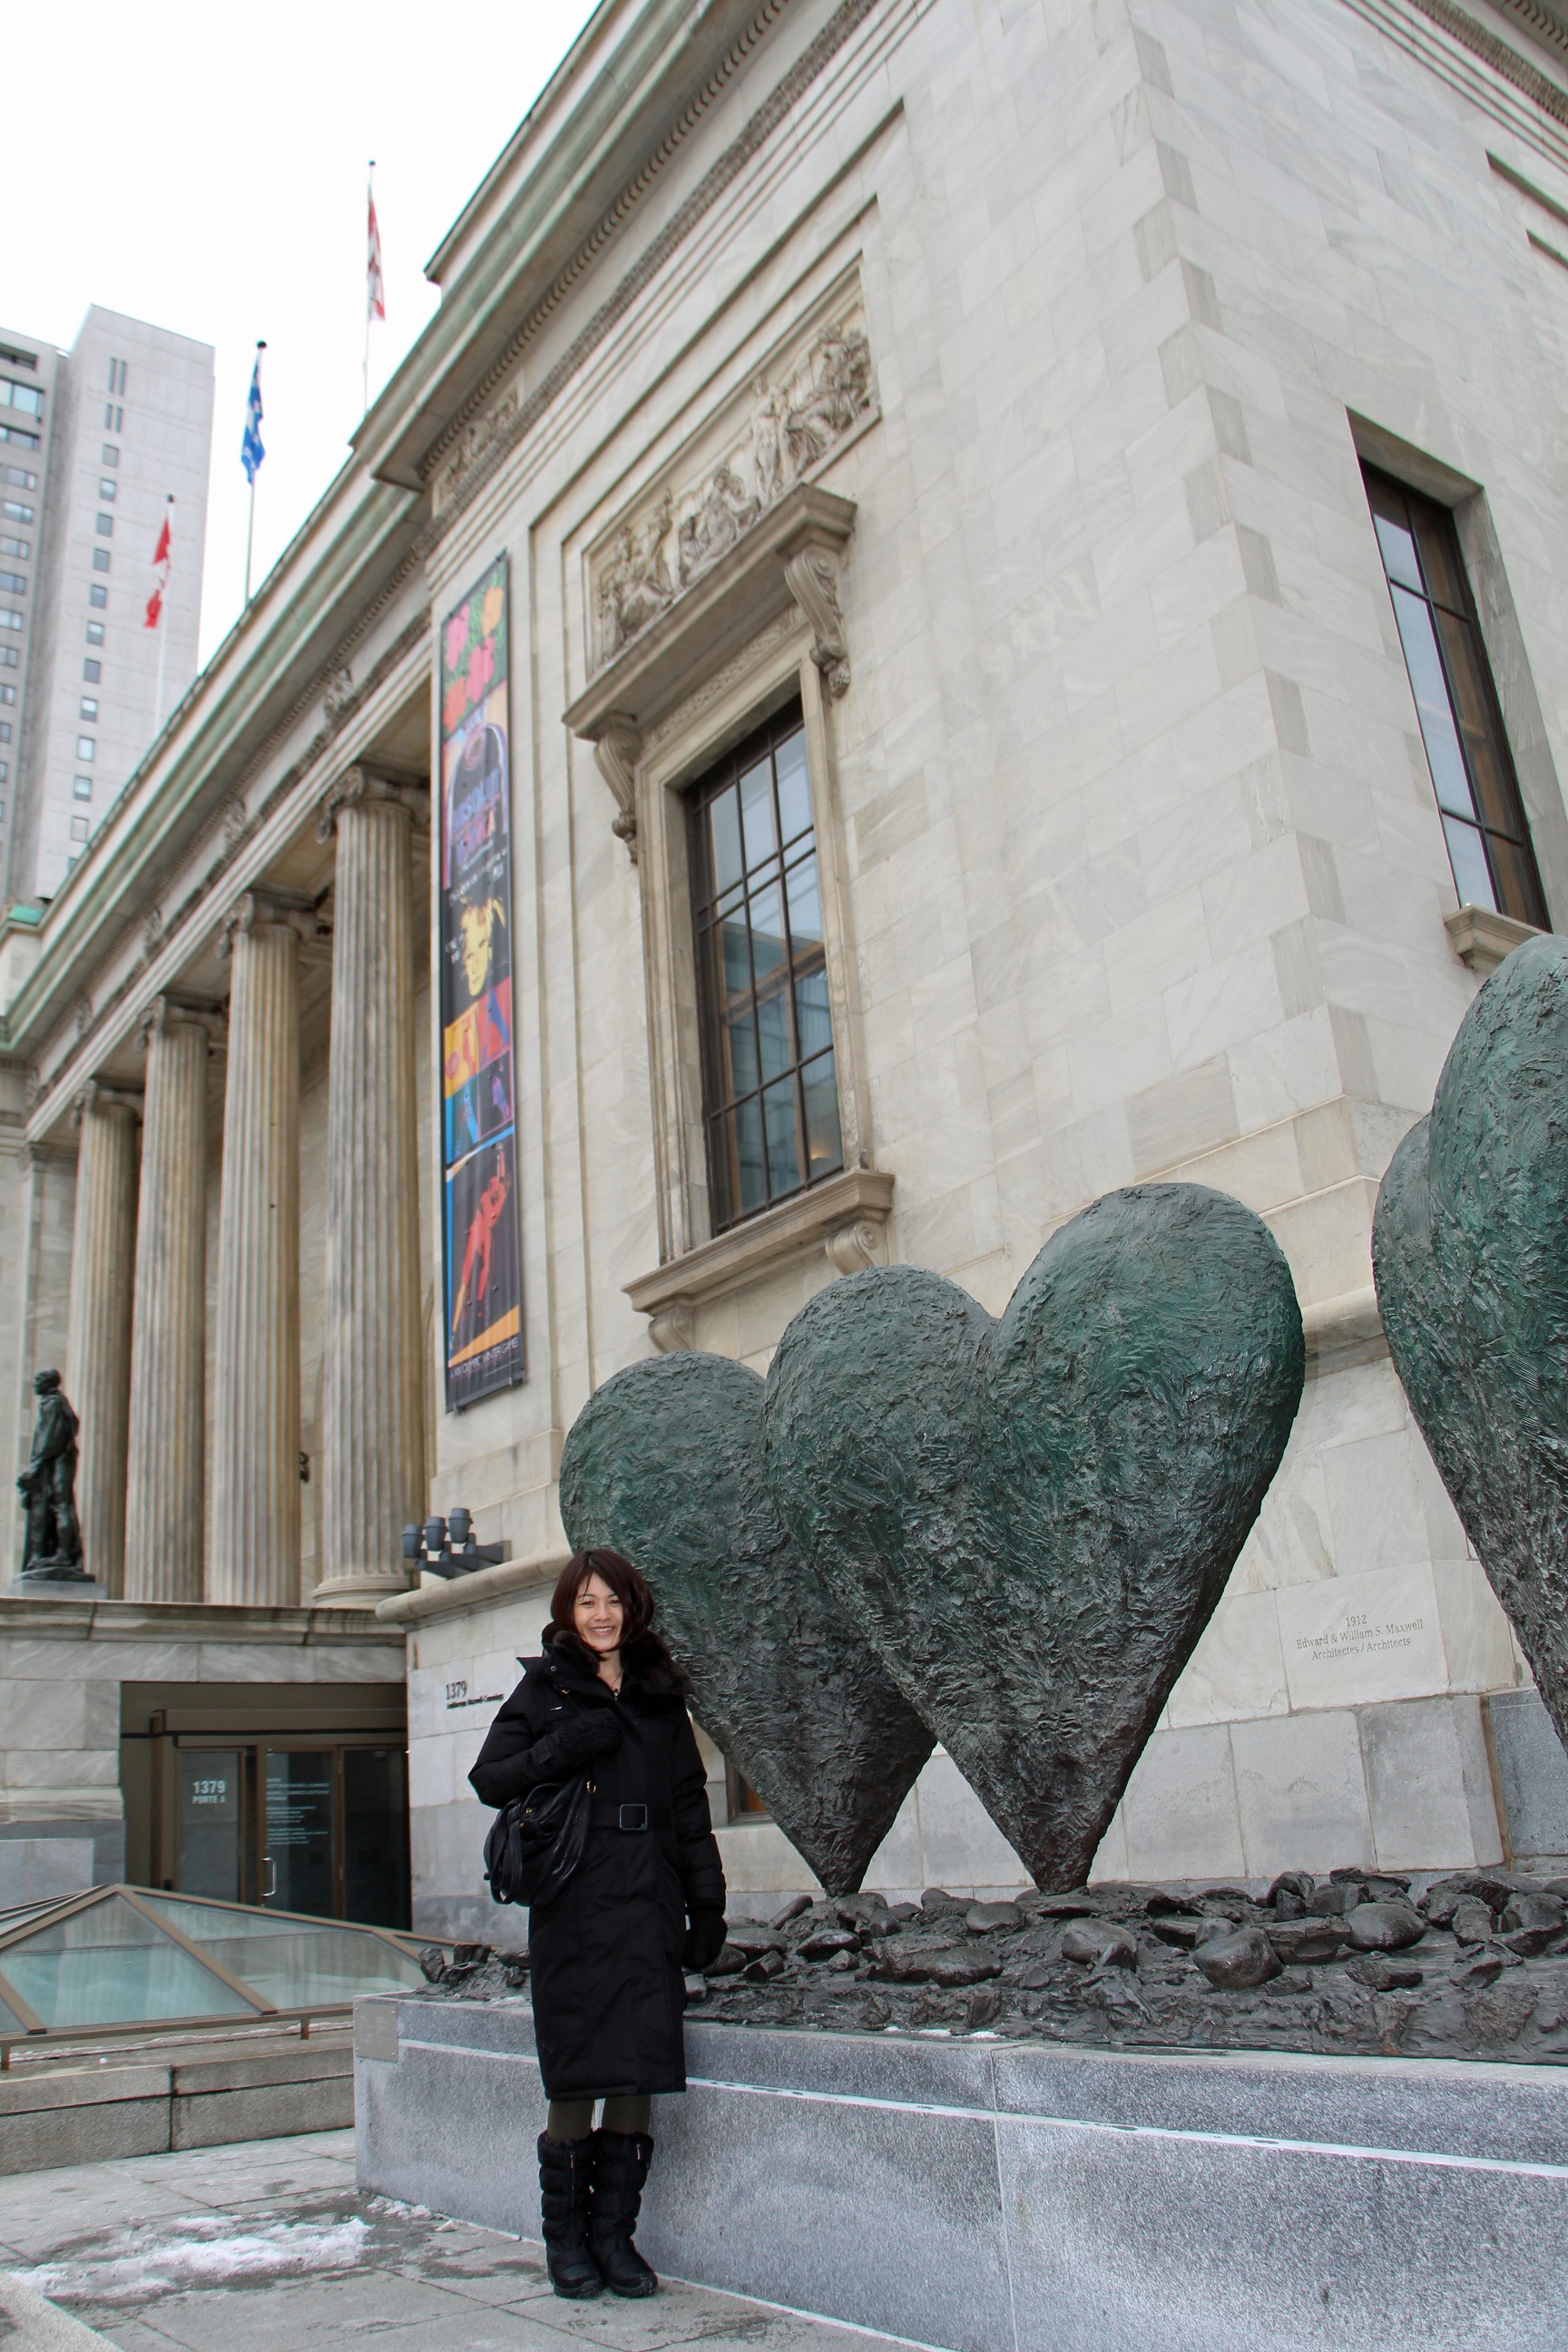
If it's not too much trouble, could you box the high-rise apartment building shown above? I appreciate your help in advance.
[0,307,213,902]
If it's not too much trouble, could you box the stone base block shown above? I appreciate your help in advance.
[356,1994,1568,2351]
[1487,1690,1568,1864]
[0,2034,353,2174]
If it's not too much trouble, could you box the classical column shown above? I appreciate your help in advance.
[210,894,312,1607]
[313,769,426,1601]
[64,1084,141,1594]
[123,1001,220,1603]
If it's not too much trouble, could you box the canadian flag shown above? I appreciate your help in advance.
[368,172,386,324]
[144,501,172,630]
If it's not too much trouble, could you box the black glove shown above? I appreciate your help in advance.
[683,1908,730,1972]
[526,1709,622,1782]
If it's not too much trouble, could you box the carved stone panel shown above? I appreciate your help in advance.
[587,286,876,677]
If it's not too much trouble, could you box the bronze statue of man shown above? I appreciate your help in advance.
[17,1368,85,1577]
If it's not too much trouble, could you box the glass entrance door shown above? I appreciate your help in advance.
[176,1749,250,1902]
[262,1751,337,1916]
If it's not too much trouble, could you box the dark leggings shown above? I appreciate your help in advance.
[546,2093,652,2141]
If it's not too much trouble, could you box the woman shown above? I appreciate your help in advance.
[469,1550,727,2299]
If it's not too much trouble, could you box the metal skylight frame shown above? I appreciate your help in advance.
[0,1883,444,2061]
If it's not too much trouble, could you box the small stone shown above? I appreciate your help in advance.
[1145,1891,1204,1917]
[1344,1901,1425,1953]
[926,1951,1002,1988]
[1450,1955,1504,1990]
[1503,1890,1567,1934]
[1266,1918,1348,1966]
[966,1988,1005,2030]
[743,1947,785,1983]
[966,1901,1024,1933]
[1361,1876,1413,1902]
[1150,1916,1221,1952]
[920,1887,965,1916]
[1200,1886,1253,1904]
[1465,1982,1539,2043]
[418,1945,447,1984]
[769,1893,813,1930]
[1061,1919,1138,1970]
[834,1893,889,1928]
[1542,1878,1568,1901]
[1450,1900,1495,1947]
[1499,1924,1564,1958]
[452,1942,494,1967]
[727,1925,787,1956]
[705,1943,747,1977]
[826,1948,858,1973]
[799,1928,859,1961]
[684,1974,709,2001]
[1267,1871,1315,1909]
[1348,1954,1424,1992]
[1035,1893,1098,1919]
[887,1902,922,1923]
[1308,1882,1366,1916]
[1194,1928,1279,1991]
[1015,1960,1058,1991]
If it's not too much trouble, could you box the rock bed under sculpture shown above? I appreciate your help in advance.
[421,1864,1568,2065]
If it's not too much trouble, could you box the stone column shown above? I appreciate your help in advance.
[64,1084,141,1594]
[313,770,426,1602]
[210,894,311,1607]
[123,1001,220,1603]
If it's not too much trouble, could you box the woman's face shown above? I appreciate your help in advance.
[573,1573,625,1655]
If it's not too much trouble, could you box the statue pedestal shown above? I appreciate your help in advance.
[357,1999,1568,2350]
[7,1569,103,1600]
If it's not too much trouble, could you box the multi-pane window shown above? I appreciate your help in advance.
[688,704,844,1232]
[1363,467,1548,926]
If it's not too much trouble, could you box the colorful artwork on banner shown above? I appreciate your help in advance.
[439,556,524,1407]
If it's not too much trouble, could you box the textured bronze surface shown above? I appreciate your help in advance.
[559,1348,934,1895]
[1374,933,1568,1758]
[763,1184,1304,1889]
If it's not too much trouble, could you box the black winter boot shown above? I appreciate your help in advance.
[537,2132,603,2298]
[587,2128,658,2297]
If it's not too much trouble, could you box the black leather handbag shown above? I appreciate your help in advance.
[484,1775,593,1907]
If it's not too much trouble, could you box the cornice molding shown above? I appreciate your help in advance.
[423,0,887,549]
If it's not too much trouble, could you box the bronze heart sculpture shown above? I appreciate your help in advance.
[1373,934,1568,1755]
[762,1184,1304,1889]
[558,1348,934,1895]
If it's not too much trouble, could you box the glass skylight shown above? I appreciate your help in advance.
[0,1886,435,2042]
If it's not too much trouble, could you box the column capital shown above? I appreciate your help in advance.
[315,765,429,843]
[72,1078,142,1127]
[215,889,324,961]
[137,995,227,1053]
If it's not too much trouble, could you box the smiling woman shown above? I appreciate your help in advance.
[468,1550,726,2303]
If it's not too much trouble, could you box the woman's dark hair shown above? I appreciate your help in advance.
[545,1549,690,1694]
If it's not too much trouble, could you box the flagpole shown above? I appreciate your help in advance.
[364,161,376,415]
[244,475,257,605]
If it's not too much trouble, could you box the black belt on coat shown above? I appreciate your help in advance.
[588,1798,670,1832]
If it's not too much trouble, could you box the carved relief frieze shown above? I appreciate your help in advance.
[588,289,876,677]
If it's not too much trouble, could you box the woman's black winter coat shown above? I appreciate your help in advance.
[469,1634,725,2102]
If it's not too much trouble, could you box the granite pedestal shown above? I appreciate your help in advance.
[354,1994,1568,2351]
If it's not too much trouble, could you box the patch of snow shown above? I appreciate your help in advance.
[16,2213,370,2304]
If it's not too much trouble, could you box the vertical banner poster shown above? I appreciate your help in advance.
[438,555,524,1408]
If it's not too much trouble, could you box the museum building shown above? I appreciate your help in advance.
[4,0,1568,1938]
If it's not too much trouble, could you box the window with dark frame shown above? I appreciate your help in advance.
[687,703,844,1234]
[1362,466,1548,928]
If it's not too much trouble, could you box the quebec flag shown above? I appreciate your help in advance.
[240,348,265,485]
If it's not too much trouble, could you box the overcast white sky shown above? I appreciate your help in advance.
[5,0,600,665]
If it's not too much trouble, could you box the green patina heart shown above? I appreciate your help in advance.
[761,1184,1304,1890]
[558,1349,935,1895]
[1372,934,1568,1753]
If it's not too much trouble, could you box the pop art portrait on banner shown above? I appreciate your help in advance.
[439,555,524,1407]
